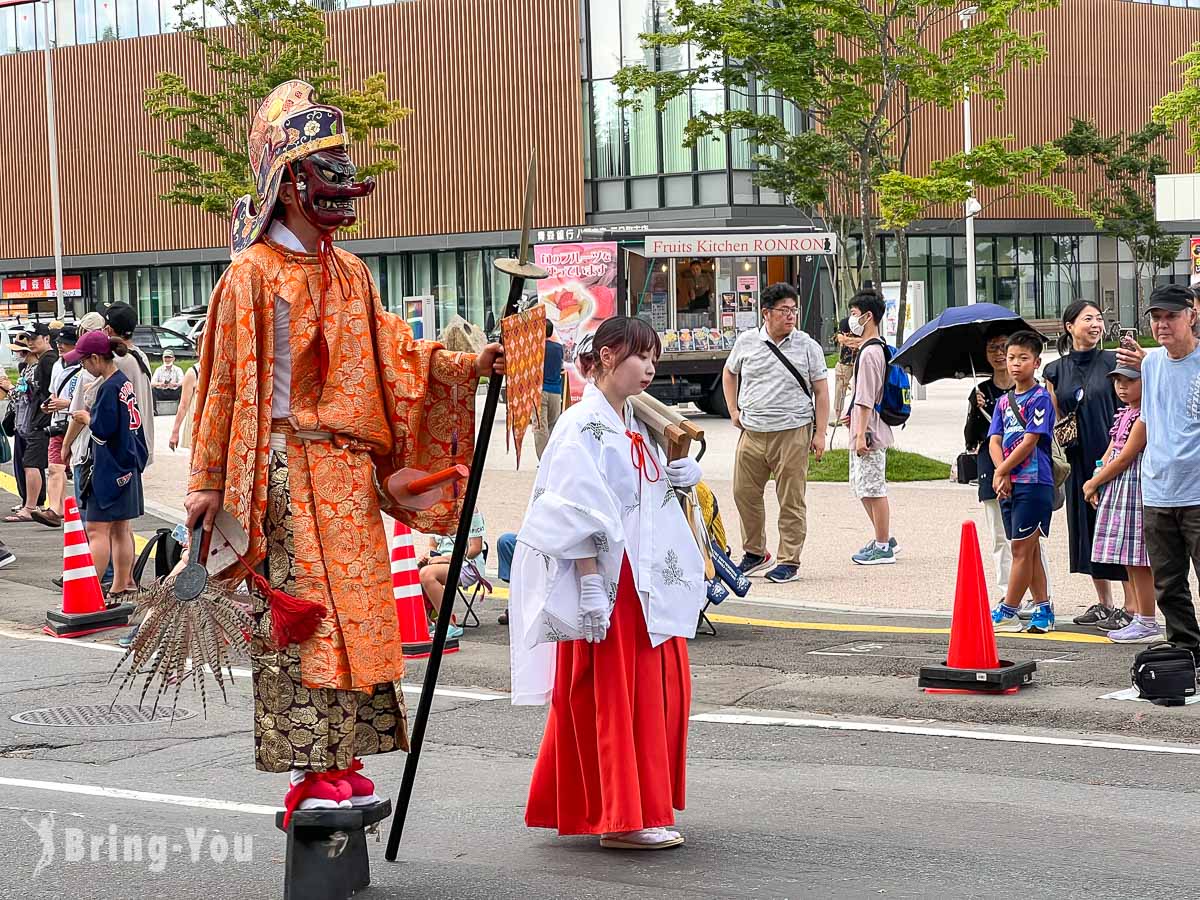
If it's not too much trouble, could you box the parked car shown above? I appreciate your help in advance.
[162,305,207,342]
[132,325,196,360]
[1,314,70,371]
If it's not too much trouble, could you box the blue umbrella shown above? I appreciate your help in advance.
[892,303,1036,384]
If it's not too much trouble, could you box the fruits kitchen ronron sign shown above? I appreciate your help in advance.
[534,241,618,400]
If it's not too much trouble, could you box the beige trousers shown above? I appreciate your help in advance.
[534,390,563,459]
[732,424,812,565]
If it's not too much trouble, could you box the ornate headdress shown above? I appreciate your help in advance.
[229,80,349,255]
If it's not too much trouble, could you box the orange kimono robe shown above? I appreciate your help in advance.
[188,238,477,692]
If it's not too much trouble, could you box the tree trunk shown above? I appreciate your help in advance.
[895,227,910,346]
[857,155,880,289]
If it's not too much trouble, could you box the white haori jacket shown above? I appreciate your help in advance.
[509,384,706,706]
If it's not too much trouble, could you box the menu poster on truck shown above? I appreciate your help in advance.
[535,241,618,399]
[735,276,759,331]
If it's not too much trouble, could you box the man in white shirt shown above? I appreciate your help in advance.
[722,283,829,583]
[151,351,183,389]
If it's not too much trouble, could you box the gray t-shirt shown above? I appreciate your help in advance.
[1141,344,1200,507]
[725,326,828,432]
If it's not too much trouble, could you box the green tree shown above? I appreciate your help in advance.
[614,0,1057,341]
[1055,118,1181,320]
[143,0,409,219]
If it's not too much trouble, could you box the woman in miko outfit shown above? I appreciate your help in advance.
[509,316,706,851]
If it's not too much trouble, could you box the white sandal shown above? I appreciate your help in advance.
[599,827,685,850]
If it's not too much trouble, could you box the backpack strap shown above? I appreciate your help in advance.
[1005,389,1028,428]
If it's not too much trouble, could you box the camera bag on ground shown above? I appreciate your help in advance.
[1130,642,1196,707]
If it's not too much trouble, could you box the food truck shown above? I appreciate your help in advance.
[534,224,837,416]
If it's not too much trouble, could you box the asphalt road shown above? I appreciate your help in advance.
[6,478,1200,897]
[1,632,1199,899]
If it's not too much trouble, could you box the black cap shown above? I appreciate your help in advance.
[55,324,79,345]
[102,302,138,337]
[1146,284,1194,313]
[21,322,51,338]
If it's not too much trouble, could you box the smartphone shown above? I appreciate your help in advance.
[1120,328,1138,348]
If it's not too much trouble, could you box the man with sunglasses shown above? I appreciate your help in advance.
[722,282,829,583]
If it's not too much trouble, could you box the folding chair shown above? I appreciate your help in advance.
[456,542,492,628]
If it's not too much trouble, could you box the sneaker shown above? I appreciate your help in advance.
[1072,603,1110,625]
[52,576,63,589]
[764,564,800,583]
[0,548,15,571]
[851,544,895,566]
[737,552,773,575]
[116,624,140,649]
[991,604,1023,632]
[430,622,465,641]
[1108,618,1163,644]
[1014,600,1037,620]
[858,537,901,556]
[1095,607,1133,632]
[1025,602,1055,634]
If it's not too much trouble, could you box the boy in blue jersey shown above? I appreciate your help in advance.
[988,331,1056,633]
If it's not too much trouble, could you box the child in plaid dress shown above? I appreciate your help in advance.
[1083,365,1160,644]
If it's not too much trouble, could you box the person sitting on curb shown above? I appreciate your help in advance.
[418,507,487,640]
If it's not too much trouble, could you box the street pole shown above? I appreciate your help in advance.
[960,6,979,306]
[41,0,66,319]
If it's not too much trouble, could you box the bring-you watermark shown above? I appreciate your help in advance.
[23,812,254,877]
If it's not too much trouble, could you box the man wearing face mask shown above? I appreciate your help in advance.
[845,290,898,565]
[185,81,505,819]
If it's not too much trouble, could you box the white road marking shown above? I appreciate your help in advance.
[690,712,1200,756]
[0,627,510,701]
[0,777,280,816]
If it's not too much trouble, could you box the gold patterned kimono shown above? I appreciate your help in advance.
[189,238,476,772]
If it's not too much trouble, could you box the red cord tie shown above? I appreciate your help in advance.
[626,430,661,483]
[222,530,326,650]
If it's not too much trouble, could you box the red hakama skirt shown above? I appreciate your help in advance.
[525,555,691,835]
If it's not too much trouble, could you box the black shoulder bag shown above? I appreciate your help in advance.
[762,339,813,400]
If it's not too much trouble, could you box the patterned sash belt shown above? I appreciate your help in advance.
[270,417,372,452]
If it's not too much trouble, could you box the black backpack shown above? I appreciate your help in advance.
[1131,642,1197,707]
[132,528,185,587]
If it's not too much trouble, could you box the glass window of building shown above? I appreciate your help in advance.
[691,77,726,171]
[627,88,657,176]
[15,2,36,50]
[139,0,159,34]
[434,251,458,331]
[386,256,405,311]
[589,0,621,78]
[463,249,485,328]
[95,0,116,38]
[661,91,691,173]
[53,0,75,45]
[591,80,624,179]
[620,0,655,67]
[74,0,96,43]
[159,0,179,32]
[411,252,432,296]
[0,7,15,55]
[115,0,136,36]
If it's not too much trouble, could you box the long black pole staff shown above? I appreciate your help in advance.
[386,155,546,861]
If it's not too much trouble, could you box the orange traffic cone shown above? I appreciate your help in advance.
[44,496,133,638]
[918,520,1035,694]
[389,517,457,660]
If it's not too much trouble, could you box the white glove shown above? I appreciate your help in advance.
[578,574,610,644]
[665,456,702,489]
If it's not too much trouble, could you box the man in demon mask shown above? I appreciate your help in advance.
[186,80,503,819]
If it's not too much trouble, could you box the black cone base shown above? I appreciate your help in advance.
[44,602,134,638]
[918,658,1037,693]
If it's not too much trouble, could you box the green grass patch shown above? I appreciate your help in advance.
[808,448,950,483]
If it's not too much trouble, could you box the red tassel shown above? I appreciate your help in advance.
[224,543,327,649]
[267,585,327,649]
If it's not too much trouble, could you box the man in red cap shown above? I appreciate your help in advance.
[186,80,502,817]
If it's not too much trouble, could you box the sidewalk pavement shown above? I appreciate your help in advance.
[129,363,1107,618]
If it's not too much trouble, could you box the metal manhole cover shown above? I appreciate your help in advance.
[10,705,196,727]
